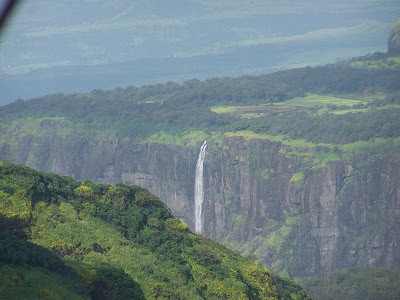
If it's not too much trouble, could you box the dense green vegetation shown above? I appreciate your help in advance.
[0,230,141,299]
[0,161,310,299]
[302,267,400,300]
[1,52,400,148]
[230,107,400,144]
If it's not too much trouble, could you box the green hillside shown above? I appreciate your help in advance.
[0,161,309,299]
[302,267,400,300]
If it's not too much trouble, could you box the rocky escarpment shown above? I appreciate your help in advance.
[1,134,399,278]
[202,138,400,278]
[388,20,400,54]
[0,134,197,227]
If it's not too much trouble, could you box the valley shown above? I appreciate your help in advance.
[1,14,400,299]
[1,49,400,283]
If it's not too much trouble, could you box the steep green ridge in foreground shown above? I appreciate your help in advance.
[0,161,309,299]
[302,267,400,300]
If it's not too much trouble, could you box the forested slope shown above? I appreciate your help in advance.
[1,52,400,146]
[0,161,309,299]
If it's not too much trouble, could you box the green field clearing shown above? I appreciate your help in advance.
[211,104,301,117]
[138,96,167,104]
[275,93,365,108]
[210,106,241,114]
[210,93,369,117]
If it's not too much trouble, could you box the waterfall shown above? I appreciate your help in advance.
[194,141,207,234]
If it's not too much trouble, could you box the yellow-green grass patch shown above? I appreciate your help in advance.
[211,104,305,117]
[290,172,305,183]
[210,93,371,117]
[275,93,365,108]
[210,106,242,114]
[137,96,167,104]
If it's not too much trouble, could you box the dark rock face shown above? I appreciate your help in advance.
[388,20,400,54]
[1,134,399,278]
[0,135,197,227]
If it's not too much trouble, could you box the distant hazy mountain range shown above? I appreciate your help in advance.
[0,0,399,104]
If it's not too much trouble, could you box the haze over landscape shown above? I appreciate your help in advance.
[0,0,399,104]
[1,1,400,299]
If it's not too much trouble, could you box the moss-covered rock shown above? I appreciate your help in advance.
[388,20,400,54]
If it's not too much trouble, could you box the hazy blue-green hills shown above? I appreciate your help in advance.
[1,0,398,104]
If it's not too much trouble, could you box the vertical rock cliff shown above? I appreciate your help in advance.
[202,137,400,278]
[1,133,399,278]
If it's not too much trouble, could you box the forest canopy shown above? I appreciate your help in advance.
[1,52,400,146]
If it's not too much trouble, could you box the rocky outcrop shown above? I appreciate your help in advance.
[202,137,400,277]
[0,134,197,226]
[388,20,400,54]
[1,133,399,278]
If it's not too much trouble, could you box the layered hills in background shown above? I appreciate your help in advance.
[0,0,399,104]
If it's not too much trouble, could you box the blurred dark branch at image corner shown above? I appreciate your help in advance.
[0,0,20,33]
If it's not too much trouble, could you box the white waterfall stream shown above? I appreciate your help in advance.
[194,141,207,234]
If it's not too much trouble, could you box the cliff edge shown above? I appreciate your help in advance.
[388,20,400,53]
